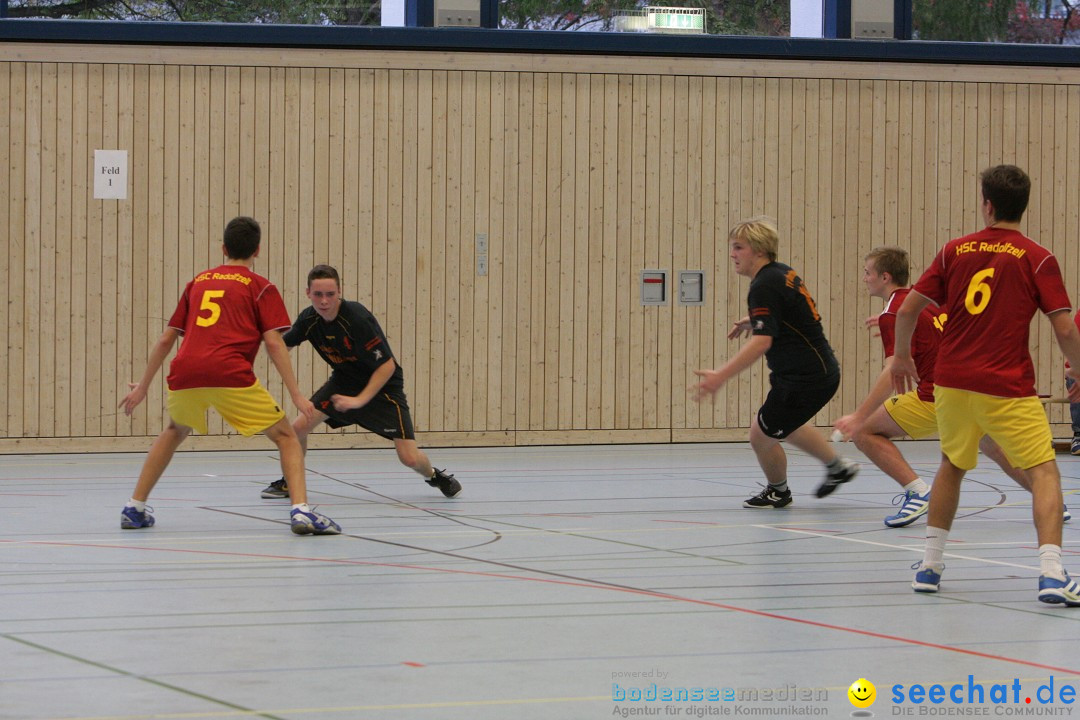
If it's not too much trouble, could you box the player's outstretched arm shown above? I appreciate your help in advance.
[891,292,930,395]
[727,316,752,340]
[1050,311,1080,401]
[835,360,896,440]
[120,328,180,416]
[690,334,772,402]
[263,329,315,421]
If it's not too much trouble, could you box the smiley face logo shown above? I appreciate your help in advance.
[848,678,876,708]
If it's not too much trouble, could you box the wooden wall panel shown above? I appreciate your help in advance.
[496,72,517,432]
[0,63,9,441]
[3,43,1080,451]
[1062,86,1080,430]
[53,64,72,438]
[24,62,41,438]
[10,61,26,438]
[613,74,632,431]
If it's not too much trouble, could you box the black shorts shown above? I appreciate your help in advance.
[755,376,840,440]
[310,376,416,441]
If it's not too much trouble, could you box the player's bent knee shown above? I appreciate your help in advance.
[264,418,298,443]
[165,421,193,440]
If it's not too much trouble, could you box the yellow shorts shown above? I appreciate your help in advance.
[883,391,938,439]
[167,380,285,436]
[934,385,1054,471]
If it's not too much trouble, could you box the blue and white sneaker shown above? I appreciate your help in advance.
[1038,573,1080,606]
[290,507,341,536]
[911,562,943,593]
[884,489,931,528]
[120,505,155,529]
[1065,505,1072,523]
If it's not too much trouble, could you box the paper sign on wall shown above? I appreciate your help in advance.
[94,150,128,200]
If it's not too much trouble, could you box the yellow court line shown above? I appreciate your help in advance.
[43,695,611,720]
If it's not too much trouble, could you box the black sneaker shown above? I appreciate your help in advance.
[260,478,289,499]
[743,485,792,509]
[426,468,462,498]
[815,458,860,498]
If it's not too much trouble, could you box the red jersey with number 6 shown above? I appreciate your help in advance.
[166,265,292,390]
[912,227,1071,398]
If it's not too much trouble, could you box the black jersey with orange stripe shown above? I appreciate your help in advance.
[284,300,405,393]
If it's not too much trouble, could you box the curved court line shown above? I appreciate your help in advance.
[5,537,1079,677]
[309,469,506,552]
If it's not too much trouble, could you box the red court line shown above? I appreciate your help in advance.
[898,536,969,544]
[5,538,1078,676]
[777,526,843,534]
[652,519,724,526]
[531,513,595,519]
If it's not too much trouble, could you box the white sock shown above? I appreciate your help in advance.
[292,503,310,514]
[903,478,930,496]
[922,526,949,570]
[126,499,146,512]
[1040,544,1065,580]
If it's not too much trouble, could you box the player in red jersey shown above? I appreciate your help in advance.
[892,166,1080,604]
[118,216,340,535]
[834,246,1068,528]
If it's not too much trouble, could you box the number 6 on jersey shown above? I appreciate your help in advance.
[964,268,994,315]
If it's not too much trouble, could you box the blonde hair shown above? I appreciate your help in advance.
[728,216,778,263]
[864,246,910,286]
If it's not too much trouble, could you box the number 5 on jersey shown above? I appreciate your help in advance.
[197,290,225,327]
[965,268,994,315]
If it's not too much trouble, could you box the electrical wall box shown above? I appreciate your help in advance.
[851,0,893,37]
[678,270,705,305]
[435,0,481,26]
[640,270,668,306]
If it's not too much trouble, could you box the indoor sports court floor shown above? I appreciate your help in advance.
[4,441,1080,720]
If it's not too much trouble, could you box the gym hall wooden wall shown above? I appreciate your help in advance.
[2,43,1079,452]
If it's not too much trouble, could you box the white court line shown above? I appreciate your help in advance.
[760,524,1041,571]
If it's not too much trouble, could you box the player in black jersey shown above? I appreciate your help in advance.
[691,217,859,507]
[259,264,461,500]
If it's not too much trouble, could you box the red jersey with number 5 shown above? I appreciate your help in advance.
[165,265,292,390]
[912,227,1071,397]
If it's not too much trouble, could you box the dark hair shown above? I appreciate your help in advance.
[223,216,261,259]
[307,264,341,288]
[865,246,910,286]
[980,165,1030,223]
